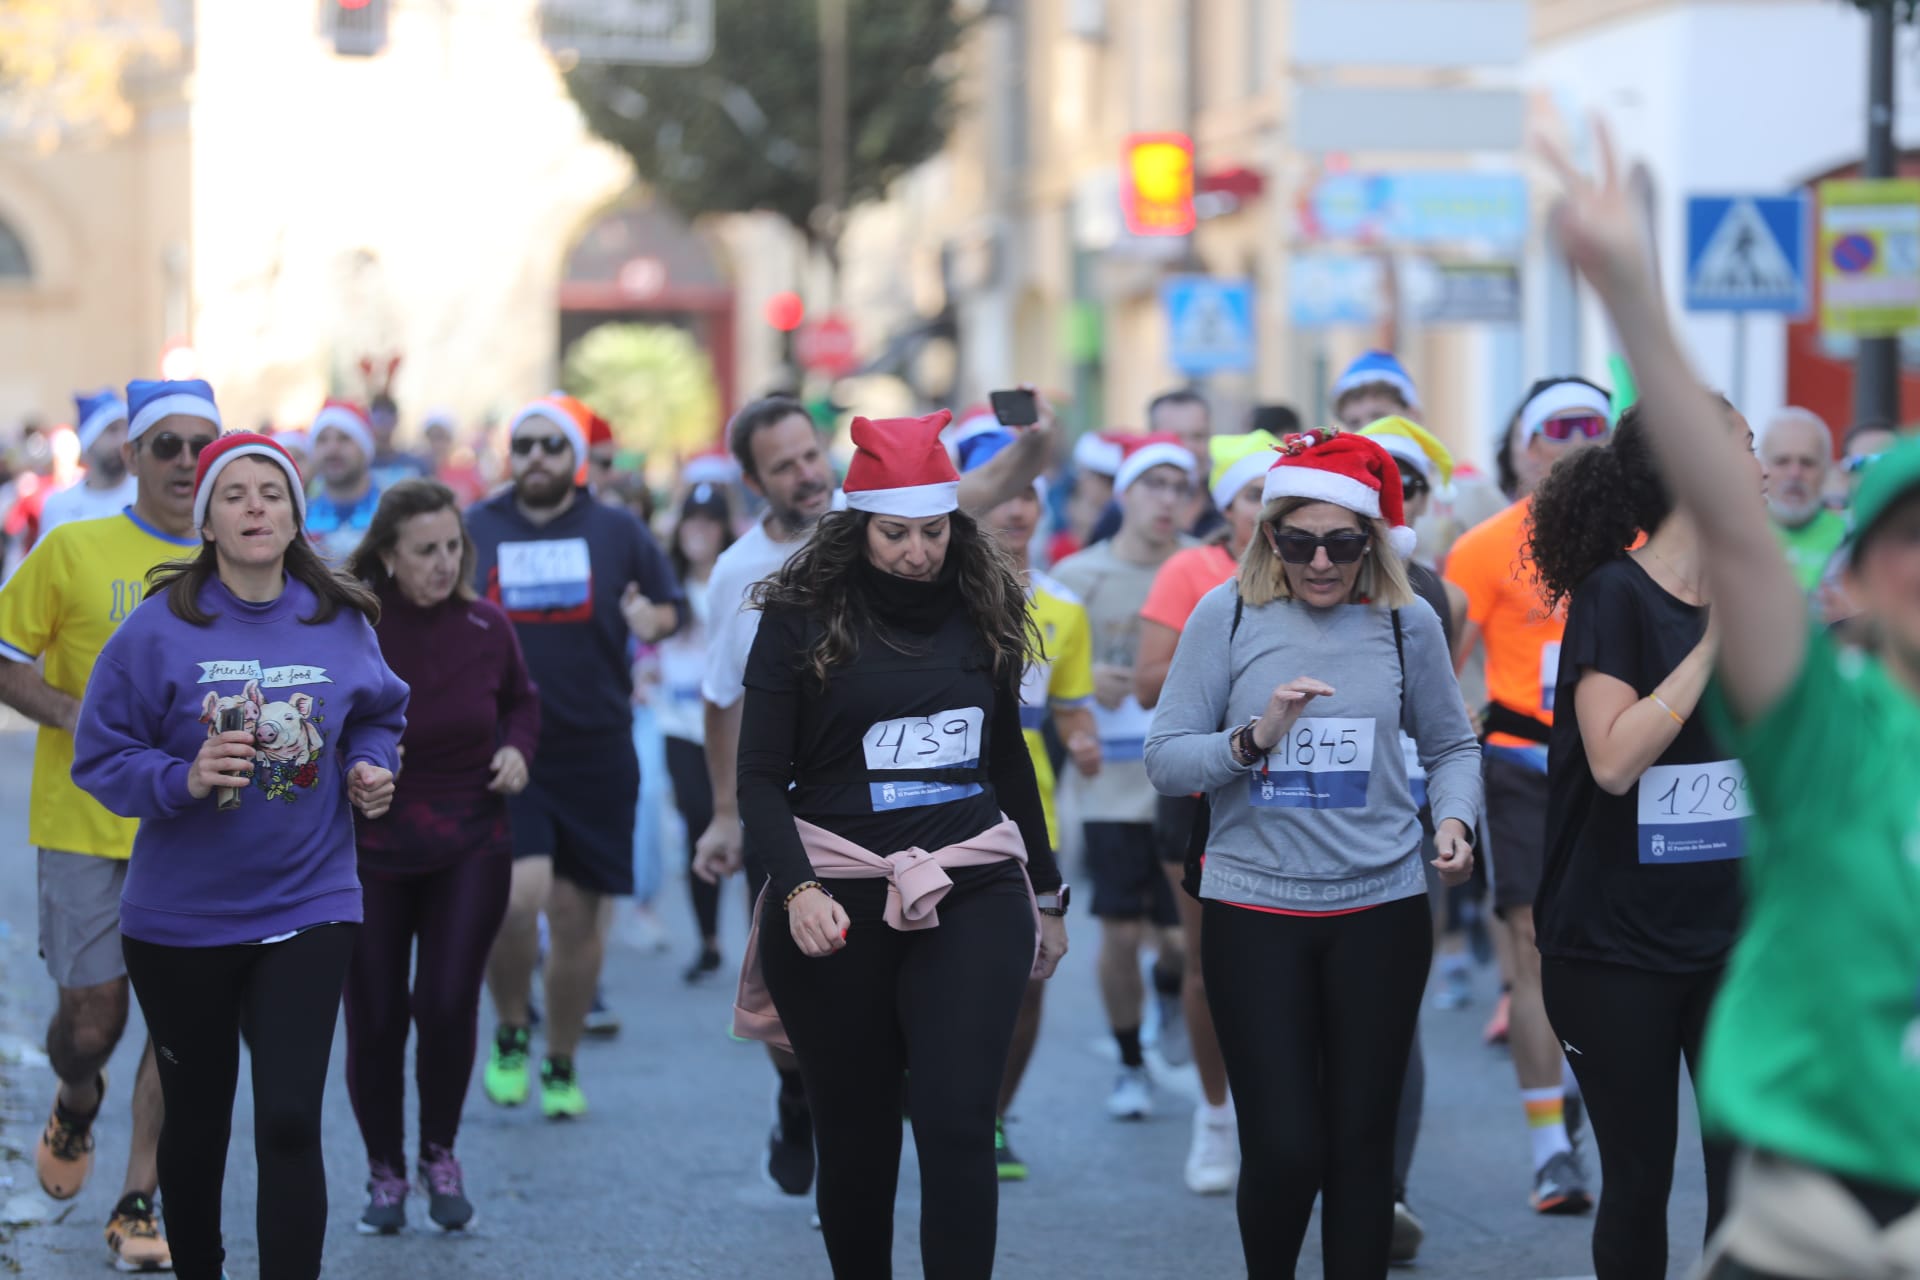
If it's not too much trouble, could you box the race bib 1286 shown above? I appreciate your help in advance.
[1637,759,1751,863]
[1249,717,1376,810]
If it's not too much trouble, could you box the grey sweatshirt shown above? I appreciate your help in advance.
[1144,584,1481,912]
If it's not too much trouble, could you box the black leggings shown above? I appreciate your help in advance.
[666,736,722,941]
[1202,894,1431,1279]
[343,853,512,1170]
[760,872,1035,1279]
[1542,957,1735,1279]
[123,924,357,1280]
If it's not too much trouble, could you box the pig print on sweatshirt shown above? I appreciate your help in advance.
[197,667,331,803]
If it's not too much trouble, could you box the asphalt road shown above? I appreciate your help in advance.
[0,718,1712,1278]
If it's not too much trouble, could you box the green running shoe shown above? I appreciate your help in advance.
[483,1026,531,1107]
[540,1056,587,1120]
[995,1117,1028,1182]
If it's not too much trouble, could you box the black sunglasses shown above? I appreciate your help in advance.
[147,432,218,462]
[1269,527,1370,565]
[511,435,571,457]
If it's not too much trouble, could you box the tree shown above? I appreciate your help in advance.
[562,322,721,463]
[0,0,181,148]
[559,0,966,252]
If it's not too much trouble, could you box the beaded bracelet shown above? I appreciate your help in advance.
[784,880,830,910]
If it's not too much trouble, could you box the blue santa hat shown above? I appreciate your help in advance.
[126,378,222,443]
[72,388,129,452]
[1331,351,1421,413]
[956,426,1047,502]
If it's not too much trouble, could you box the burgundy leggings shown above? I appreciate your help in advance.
[343,853,512,1169]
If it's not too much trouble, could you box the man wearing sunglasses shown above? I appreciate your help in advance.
[1447,375,1611,1218]
[0,377,223,1274]
[1759,408,1847,595]
[468,392,685,1122]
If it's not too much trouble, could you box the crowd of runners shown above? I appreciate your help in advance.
[0,124,1915,1280]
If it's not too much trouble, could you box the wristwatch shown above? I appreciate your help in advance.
[1036,884,1071,917]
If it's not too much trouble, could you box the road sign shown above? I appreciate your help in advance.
[1162,276,1256,374]
[1819,179,1920,336]
[1683,195,1810,313]
[539,0,713,66]
[1288,256,1384,330]
[1292,87,1525,154]
[1403,260,1521,324]
[796,315,859,378]
[1302,173,1527,247]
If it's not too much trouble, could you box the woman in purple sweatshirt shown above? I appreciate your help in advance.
[73,433,408,1280]
[341,479,539,1235]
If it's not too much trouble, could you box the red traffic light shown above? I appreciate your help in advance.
[765,291,805,333]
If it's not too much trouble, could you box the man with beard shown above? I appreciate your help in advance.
[694,393,1056,1200]
[305,400,384,563]
[41,390,135,534]
[1760,408,1847,593]
[468,392,684,1119]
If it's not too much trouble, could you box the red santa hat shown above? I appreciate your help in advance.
[682,448,739,486]
[1262,430,1417,558]
[1113,432,1197,495]
[193,432,307,531]
[510,392,591,466]
[309,399,374,462]
[843,410,959,518]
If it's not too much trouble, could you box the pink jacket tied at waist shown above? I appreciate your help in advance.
[732,817,1040,1052]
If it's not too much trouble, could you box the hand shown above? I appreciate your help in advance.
[1034,913,1069,979]
[188,730,255,800]
[1092,664,1132,711]
[1067,730,1102,778]
[487,745,529,795]
[349,762,396,819]
[693,814,743,884]
[1537,118,1651,304]
[1027,384,1059,440]
[621,583,660,642]
[1251,677,1336,752]
[1432,819,1475,888]
[787,886,850,958]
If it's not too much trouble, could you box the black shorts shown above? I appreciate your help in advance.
[1483,749,1548,917]
[509,736,640,897]
[1084,821,1179,926]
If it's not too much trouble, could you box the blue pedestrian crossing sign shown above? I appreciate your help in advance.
[1163,276,1256,375]
[1684,195,1811,314]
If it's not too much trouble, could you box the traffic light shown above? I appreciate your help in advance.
[322,0,389,57]
[1122,133,1196,237]
[764,291,805,333]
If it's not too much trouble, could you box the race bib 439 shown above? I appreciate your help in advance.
[1249,717,1376,810]
[864,708,985,811]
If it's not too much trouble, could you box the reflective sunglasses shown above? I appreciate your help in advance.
[1268,527,1370,565]
[511,434,571,457]
[147,432,217,462]
[1844,451,1885,475]
[1533,413,1611,443]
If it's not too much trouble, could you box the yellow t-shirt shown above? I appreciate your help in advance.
[1021,573,1096,850]
[0,509,200,859]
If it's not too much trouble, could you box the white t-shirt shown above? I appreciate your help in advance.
[39,476,138,536]
[700,492,847,709]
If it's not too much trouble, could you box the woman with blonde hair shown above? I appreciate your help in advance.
[1145,430,1481,1278]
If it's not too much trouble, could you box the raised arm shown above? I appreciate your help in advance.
[957,389,1057,516]
[1543,125,1803,719]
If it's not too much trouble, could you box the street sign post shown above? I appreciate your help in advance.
[1162,277,1256,375]
[1684,193,1812,409]
[1819,179,1920,336]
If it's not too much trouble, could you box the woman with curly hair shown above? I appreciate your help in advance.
[1527,401,1763,1278]
[731,411,1068,1279]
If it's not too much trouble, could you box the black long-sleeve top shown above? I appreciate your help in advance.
[738,559,1062,912]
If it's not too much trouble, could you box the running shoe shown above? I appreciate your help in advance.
[1154,992,1191,1067]
[1184,1105,1237,1194]
[483,1025,532,1107]
[1391,1197,1425,1263]
[540,1057,588,1119]
[1432,965,1474,1011]
[1530,1149,1595,1215]
[1106,1066,1153,1121]
[104,1191,171,1272]
[357,1163,409,1235]
[583,989,621,1039]
[994,1117,1028,1182]
[767,1088,815,1195]
[37,1072,104,1200]
[1482,990,1511,1046]
[682,947,723,984]
[417,1143,474,1231]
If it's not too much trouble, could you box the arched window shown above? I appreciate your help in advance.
[0,216,29,280]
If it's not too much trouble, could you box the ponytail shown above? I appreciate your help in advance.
[1526,404,1671,610]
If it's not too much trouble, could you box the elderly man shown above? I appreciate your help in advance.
[1760,408,1847,593]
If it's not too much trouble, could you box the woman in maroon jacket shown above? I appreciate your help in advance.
[342,480,540,1234]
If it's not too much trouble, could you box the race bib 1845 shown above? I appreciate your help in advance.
[1637,759,1752,863]
[1249,717,1376,810]
[864,708,985,811]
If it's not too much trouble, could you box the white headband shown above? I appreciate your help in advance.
[1520,382,1611,441]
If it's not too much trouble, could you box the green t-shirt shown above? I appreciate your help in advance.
[1703,627,1920,1192]
[1772,509,1848,593]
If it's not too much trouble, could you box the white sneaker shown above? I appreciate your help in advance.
[1107,1066,1153,1120]
[1184,1106,1238,1194]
